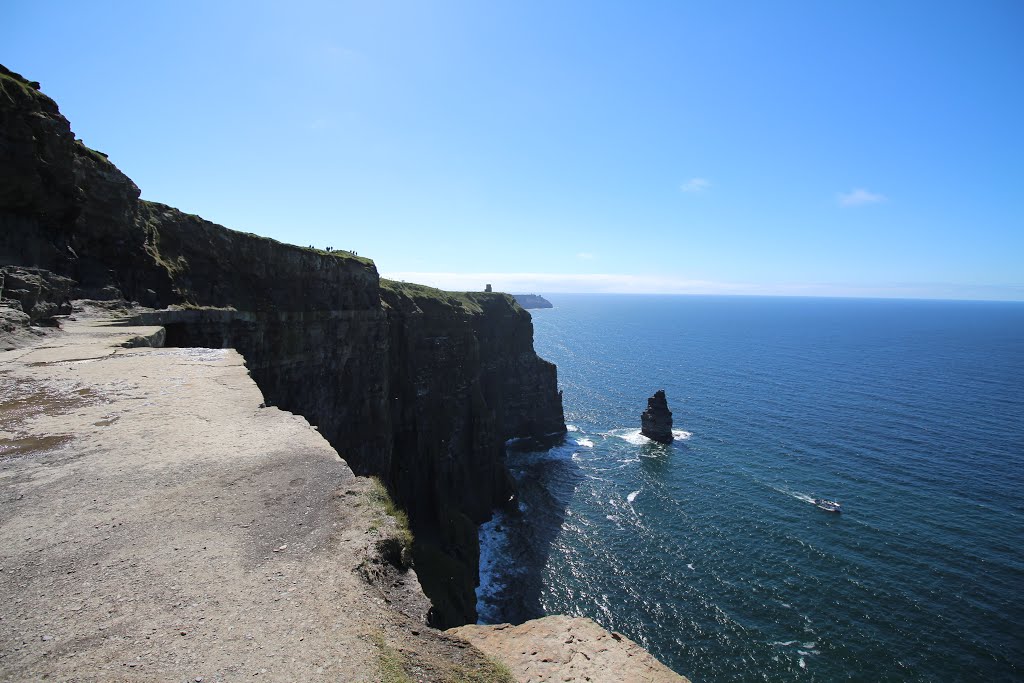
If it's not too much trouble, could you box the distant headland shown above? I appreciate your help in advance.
[513,294,553,309]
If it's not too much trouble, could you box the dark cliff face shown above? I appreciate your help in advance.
[1,65,566,626]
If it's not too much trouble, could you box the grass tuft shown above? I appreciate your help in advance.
[366,477,414,567]
[440,656,518,683]
[369,631,414,683]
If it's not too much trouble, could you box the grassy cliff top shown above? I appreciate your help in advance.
[381,279,520,315]
[0,65,42,95]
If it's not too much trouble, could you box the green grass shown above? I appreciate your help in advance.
[369,631,414,683]
[368,477,412,539]
[381,279,513,315]
[367,477,414,564]
[304,245,375,266]
[441,657,517,683]
[74,140,111,165]
[0,69,42,101]
[368,630,516,683]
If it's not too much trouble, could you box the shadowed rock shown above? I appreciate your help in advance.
[641,389,673,444]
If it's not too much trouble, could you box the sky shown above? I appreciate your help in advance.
[7,1,1024,299]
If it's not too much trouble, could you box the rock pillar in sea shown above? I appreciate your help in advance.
[641,390,673,444]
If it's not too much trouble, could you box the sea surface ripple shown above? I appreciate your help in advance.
[477,295,1024,682]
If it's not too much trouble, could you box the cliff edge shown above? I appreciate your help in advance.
[1,62,564,626]
[451,617,690,682]
[0,64,689,680]
[0,309,513,681]
[511,294,553,310]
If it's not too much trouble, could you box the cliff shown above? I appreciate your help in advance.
[0,63,564,626]
[0,310,519,681]
[511,294,553,309]
[0,308,686,682]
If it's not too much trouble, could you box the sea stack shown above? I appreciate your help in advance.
[641,390,674,444]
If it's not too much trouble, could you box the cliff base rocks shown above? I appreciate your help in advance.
[641,390,674,444]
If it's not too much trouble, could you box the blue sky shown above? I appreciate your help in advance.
[7,1,1023,299]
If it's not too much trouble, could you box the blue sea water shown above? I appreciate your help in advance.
[477,295,1024,682]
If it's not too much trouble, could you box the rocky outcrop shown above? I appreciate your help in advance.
[512,293,553,309]
[0,63,565,627]
[449,616,691,682]
[641,390,674,444]
[0,266,75,324]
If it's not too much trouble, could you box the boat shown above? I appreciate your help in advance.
[814,498,842,513]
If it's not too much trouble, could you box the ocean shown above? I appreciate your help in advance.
[476,294,1024,682]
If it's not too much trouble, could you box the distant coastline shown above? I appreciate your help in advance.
[513,294,553,309]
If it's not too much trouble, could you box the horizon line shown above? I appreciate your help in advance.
[382,271,1024,303]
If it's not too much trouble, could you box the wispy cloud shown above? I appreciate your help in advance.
[576,252,595,260]
[680,177,711,193]
[838,188,886,207]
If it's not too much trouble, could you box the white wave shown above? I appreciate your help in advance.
[576,438,595,448]
[627,489,640,503]
[606,514,620,522]
[802,642,816,649]
[770,641,798,647]
[768,484,816,505]
[606,428,651,445]
[799,658,806,669]
[605,428,692,445]
[476,511,511,623]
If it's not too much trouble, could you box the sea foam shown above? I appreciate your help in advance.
[605,427,693,445]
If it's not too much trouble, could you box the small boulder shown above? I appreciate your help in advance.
[640,390,673,444]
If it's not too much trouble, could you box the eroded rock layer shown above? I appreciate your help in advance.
[0,64,565,625]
